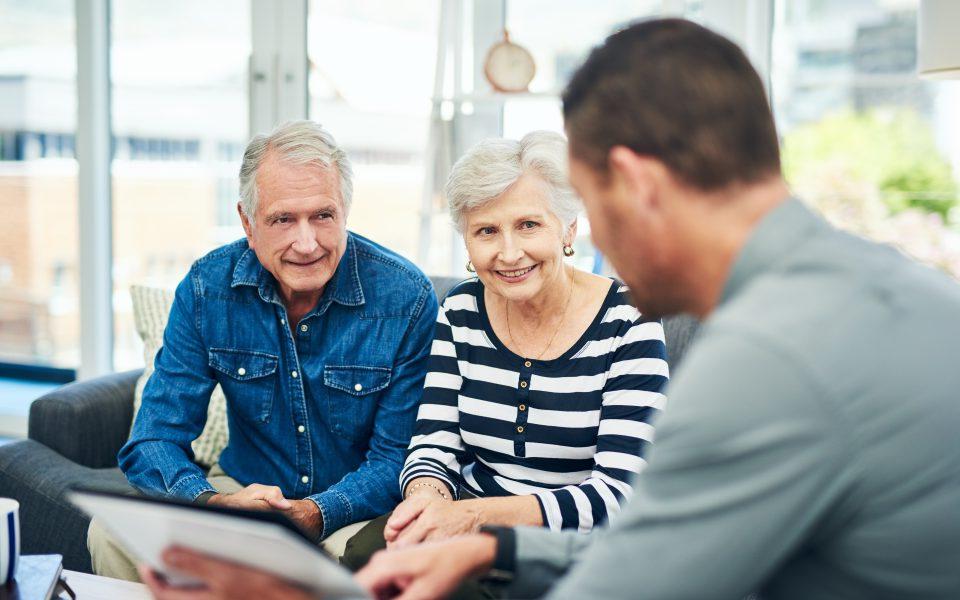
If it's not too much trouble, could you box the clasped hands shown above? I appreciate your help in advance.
[383,482,480,548]
[206,483,323,542]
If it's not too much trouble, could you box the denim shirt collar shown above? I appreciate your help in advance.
[230,233,366,309]
[720,197,822,306]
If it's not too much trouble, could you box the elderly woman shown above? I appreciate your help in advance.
[342,131,668,574]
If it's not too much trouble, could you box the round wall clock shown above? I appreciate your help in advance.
[483,30,536,93]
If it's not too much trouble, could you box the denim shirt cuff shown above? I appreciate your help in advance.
[168,475,217,502]
[308,489,353,540]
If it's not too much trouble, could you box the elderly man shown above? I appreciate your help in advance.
[144,19,960,600]
[87,120,438,581]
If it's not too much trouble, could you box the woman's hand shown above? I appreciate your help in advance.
[384,478,455,545]
[386,497,481,549]
[383,493,438,545]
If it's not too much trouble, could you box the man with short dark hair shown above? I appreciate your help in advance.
[143,19,960,600]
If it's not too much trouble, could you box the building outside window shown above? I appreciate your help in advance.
[0,0,79,369]
[772,0,960,280]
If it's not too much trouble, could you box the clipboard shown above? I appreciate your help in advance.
[68,487,366,598]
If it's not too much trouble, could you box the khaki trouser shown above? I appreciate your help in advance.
[87,464,370,582]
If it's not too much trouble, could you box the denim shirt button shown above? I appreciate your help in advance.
[237,367,246,376]
[300,324,309,332]
[297,425,305,433]
[354,383,363,392]
[301,475,309,484]
[291,370,298,378]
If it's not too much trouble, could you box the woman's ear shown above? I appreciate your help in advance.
[564,219,579,246]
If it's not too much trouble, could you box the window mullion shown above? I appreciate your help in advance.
[76,0,114,378]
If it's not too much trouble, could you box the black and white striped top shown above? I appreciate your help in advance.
[400,278,669,532]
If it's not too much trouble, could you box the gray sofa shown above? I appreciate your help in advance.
[0,275,699,573]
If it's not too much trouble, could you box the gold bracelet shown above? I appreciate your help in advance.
[405,481,451,501]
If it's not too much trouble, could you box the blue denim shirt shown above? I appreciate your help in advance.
[118,232,438,537]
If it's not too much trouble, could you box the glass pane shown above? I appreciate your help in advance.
[773,0,960,279]
[503,1,661,274]
[0,0,79,368]
[111,0,251,369]
[308,0,440,271]
[503,0,660,139]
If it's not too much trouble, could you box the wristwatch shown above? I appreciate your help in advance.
[478,525,517,583]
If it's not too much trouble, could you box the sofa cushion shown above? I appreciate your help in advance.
[130,285,228,467]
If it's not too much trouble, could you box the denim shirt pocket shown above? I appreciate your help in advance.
[208,348,279,424]
[323,365,392,443]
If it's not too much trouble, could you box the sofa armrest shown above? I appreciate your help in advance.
[28,369,143,469]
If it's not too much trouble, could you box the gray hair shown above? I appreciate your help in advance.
[445,130,582,233]
[239,120,354,223]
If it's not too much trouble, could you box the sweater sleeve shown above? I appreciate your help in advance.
[535,330,847,600]
[399,306,469,498]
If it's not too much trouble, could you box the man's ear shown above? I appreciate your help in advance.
[607,146,664,215]
[238,202,255,245]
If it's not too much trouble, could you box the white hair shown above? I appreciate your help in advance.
[239,120,354,223]
[445,130,582,233]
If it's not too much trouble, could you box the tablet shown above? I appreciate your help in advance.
[68,487,367,598]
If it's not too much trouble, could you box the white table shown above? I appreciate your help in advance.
[61,569,152,599]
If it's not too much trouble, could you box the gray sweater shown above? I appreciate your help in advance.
[507,199,960,599]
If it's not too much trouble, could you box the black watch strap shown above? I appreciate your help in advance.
[479,525,517,583]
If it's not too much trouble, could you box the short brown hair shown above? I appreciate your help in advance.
[563,18,780,190]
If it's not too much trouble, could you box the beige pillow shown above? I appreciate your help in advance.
[130,285,229,468]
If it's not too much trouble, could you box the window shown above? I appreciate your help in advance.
[502,1,661,273]
[0,0,79,368]
[772,0,960,279]
[110,0,251,368]
[502,0,660,138]
[308,0,440,270]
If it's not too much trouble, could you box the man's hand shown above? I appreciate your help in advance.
[356,535,497,600]
[208,486,323,542]
[206,484,291,512]
[384,495,479,549]
[278,499,324,542]
[139,547,315,600]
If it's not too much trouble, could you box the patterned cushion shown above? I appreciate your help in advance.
[130,285,229,467]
